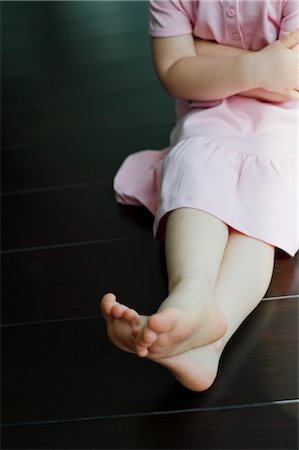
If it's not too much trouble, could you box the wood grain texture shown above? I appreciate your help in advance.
[2,299,298,425]
[1,237,167,324]
[2,403,298,449]
[2,184,154,250]
[1,125,172,192]
[265,251,299,298]
[1,241,297,325]
[1,2,298,449]
[2,1,173,149]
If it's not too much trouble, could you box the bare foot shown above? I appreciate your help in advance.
[101,293,154,357]
[136,279,227,359]
[101,292,224,392]
[157,338,224,392]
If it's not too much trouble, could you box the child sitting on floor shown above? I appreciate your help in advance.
[101,0,298,391]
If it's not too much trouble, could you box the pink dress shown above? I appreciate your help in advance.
[114,0,298,256]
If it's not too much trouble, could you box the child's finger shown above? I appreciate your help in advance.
[279,29,299,49]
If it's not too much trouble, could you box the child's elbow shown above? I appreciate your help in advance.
[156,60,185,98]
[159,77,178,98]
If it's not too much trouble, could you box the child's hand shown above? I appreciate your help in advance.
[254,29,299,100]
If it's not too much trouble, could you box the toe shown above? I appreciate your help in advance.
[131,327,139,337]
[142,328,157,345]
[100,293,117,318]
[137,326,158,349]
[111,303,128,319]
[147,309,177,334]
[102,293,116,302]
[136,346,149,358]
[123,308,139,323]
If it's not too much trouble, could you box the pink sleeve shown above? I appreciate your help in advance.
[279,0,298,37]
[148,0,193,37]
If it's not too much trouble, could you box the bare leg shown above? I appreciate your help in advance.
[158,230,275,391]
[100,230,274,390]
[136,208,228,358]
[101,208,229,358]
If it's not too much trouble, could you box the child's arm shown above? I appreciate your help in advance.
[151,34,255,101]
[193,39,294,102]
[151,30,299,102]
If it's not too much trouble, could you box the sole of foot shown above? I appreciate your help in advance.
[136,300,227,359]
[157,338,224,392]
[100,293,224,392]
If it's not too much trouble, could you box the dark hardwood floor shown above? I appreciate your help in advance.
[1,2,298,449]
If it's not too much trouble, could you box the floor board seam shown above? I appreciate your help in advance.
[1,295,298,328]
[262,294,299,301]
[2,294,299,329]
[1,315,103,328]
[1,398,298,428]
[1,235,153,254]
[1,181,109,196]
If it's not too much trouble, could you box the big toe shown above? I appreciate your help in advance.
[100,293,117,318]
[111,303,128,319]
[147,309,178,334]
[138,327,158,347]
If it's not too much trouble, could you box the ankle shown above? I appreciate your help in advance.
[168,274,213,295]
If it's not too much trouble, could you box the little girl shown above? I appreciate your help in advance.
[101,0,298,391]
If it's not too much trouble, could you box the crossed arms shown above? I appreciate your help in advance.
[151,30,299,103]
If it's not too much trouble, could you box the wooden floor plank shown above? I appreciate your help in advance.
[2,2,150,80]
[2,184,154,250]
[2,299,298,424]
[265,250,299,298]
[1,237,167,324]
[2,403,298,449]
[2,2,298,449]
[2,180,297,279]
[1,1,148,34]
[1,240,297,325]
[1,125,171,192]
[3,85,173,148]
[3,56,158,102]
[2,1,174,149]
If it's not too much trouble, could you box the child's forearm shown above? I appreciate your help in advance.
[194,39,291,102]
[168,57,254,101]
[152,31,298,103]
[152,36,256,101]
[194,38,249,58]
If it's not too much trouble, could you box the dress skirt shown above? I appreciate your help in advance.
[114,96,298,257]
